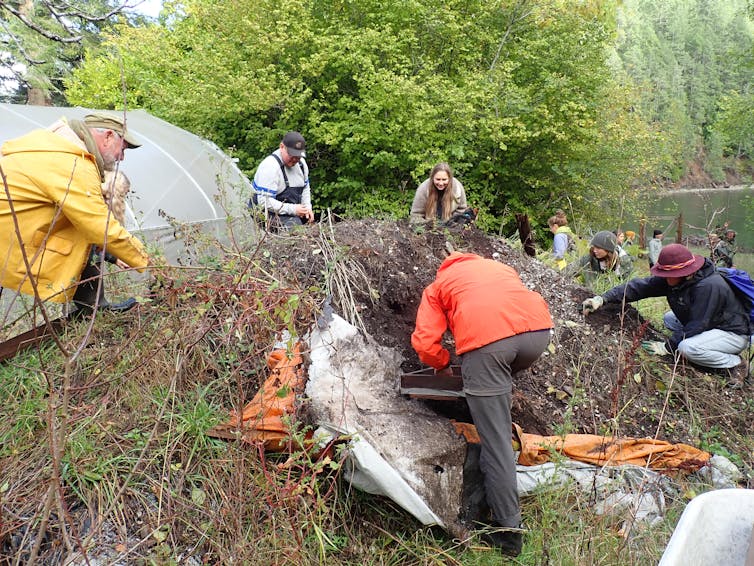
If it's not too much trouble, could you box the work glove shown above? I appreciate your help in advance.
[641,341,670,356]
[581,296,604,315]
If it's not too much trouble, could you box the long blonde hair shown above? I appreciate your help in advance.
[101,170,130,225]
[424,162,456,221]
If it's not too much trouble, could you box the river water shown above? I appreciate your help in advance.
[646,185,754,250]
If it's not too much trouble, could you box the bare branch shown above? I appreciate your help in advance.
[489,0,536,72]
[0,17,47,65]
[0,1,83,43]
[44,0,134,23]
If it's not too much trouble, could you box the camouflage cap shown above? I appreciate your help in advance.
[84,112,141,148]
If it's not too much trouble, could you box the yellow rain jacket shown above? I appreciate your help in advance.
[0,127,148,302]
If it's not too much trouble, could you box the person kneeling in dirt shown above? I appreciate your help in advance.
[411,252,553,557]
[582,243,751,384]
[74,170,140,313]
[713,229,737,268]
[409,162,471,226]
[564,230,633,286]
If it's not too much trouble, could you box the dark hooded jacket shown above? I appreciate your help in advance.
[602,258,750,349]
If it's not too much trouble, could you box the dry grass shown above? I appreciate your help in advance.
[1,226,751,565]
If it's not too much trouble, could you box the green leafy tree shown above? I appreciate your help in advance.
[0,0,152,104]
[67,0,656,234]
[713,91,754,159]
[614,0,754,181]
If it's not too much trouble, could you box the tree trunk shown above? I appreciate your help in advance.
[20,0,52,106]
[515,213,536,257]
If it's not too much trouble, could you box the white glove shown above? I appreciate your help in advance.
[642,341,670,356]
[582,296,604,315]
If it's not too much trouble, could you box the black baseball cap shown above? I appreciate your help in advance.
[282,131,306,157]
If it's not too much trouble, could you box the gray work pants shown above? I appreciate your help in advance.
[462,330,551,528]
[664,311,748,369]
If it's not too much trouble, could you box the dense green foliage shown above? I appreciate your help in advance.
[614,0,754,182]
[65,0,660,231]
[0,0,740,232]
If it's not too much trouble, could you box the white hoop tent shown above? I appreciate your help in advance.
[0,103,254,262]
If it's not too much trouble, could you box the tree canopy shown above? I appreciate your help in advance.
[0,0,151,104]
[0,0,745,232]
[65,0,660,231]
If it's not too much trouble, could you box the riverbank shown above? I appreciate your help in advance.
[664,184,754,195]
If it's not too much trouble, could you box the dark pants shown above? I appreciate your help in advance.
[267,214,303,232]
[462,330,551,527]
[72,261,106,308]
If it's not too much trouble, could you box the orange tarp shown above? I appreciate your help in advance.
[452,422,710,472]
[207,345,305,451]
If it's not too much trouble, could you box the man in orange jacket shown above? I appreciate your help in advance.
[412,252,552,557]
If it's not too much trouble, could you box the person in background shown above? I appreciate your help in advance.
[624,230,636,247]
[0,112,149,312]
[409,162,468,224]
[613,229,631,258]
[713,229,737,268]
[412,252,552,557]
[548,210,575,270]
[75,170,139,312]
[564,231,633,286]
[251,131,314,230]
[648,229,664,268]
[582,243,751,385]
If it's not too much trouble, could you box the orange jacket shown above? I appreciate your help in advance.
[411,253,552,369]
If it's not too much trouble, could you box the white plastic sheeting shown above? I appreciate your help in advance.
[304,312,746,544]
[659,488,754,566]
[0,103,254,261]
[306,313,467,536]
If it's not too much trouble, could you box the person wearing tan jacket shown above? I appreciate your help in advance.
[412,252,552,557]
[409,162,468,224]
[0,112,149,310]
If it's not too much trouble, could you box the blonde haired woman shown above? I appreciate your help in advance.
[410,162,468,224]
[73,170,137,313]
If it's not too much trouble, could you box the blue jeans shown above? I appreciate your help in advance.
[664,311,749,369]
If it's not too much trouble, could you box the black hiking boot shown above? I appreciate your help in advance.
[72,262,136,316]
[479,523,523,557]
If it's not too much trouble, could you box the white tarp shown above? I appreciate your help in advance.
[304,313,743,541]
[306,313,467,536]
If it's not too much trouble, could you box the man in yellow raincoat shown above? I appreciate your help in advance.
[0,112,150,310]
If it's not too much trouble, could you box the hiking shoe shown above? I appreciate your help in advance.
[479,523,523,557]
[102,297,138,313]
[72,297,137,316]
[724,364,751,389]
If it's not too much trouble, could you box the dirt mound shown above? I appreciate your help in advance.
[259,218,753,449]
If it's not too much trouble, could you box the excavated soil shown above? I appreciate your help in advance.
[259,218,754,464]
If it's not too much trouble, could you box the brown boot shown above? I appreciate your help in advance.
[724,363,752,389]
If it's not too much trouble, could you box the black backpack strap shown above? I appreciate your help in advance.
[270,153,290,190]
